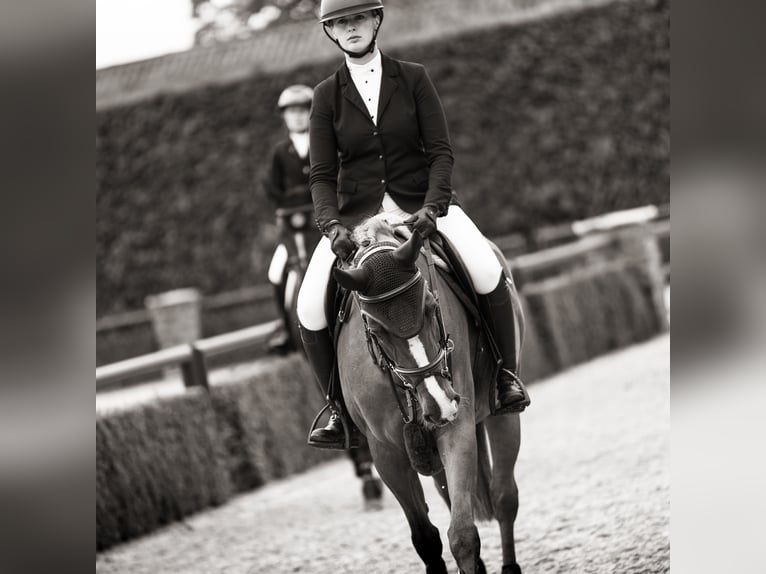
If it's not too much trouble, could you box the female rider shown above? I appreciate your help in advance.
[298,0,530,449]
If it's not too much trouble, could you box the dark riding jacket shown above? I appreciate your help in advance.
[309,53,457,233]
[263,139,312,209]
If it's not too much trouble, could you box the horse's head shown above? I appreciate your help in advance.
[334,215,460,428]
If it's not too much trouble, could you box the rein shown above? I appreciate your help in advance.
[352,237,454,423]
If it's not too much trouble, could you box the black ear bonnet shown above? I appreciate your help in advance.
[355,244,426,338]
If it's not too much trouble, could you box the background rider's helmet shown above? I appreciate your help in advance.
[318,0,384,24]
[277,85,314,110]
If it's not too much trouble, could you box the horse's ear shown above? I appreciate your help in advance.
[332,266,371,293]
[392,231,422,267]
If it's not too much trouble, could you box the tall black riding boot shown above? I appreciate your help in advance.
[478,276,531,414]
[300,325,360,449]
[268,282,294,352]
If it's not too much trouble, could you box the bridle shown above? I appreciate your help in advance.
[353,238,454,423]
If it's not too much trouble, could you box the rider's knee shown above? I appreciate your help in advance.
[297,278,327,330]
[297,237,334,330]
[470,262,503,295]
[268,243,288,285]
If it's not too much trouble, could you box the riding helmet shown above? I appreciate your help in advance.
[318,0,384,24]
[277,85,314,110]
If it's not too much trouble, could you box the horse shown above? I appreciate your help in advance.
[332,214,524,574]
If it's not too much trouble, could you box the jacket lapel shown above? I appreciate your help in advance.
[339,64,373,123]
[377,54,399,123]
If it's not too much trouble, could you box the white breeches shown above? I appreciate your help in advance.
[297,199,503,331]
[267,243,288,285]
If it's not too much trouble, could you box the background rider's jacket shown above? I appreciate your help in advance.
[310,53,456,232]
[263,139,312,209]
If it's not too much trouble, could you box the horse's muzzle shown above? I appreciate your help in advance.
[424,397,460,427]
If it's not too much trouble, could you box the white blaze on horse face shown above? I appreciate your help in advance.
[407,336,458,421]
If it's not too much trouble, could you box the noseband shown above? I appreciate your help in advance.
[353,239,454,422]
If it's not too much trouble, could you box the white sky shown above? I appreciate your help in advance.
[96,0,197,69]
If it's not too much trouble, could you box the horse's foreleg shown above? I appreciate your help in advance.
[431,469,451,509]
[437,419,483,574]
[368,439,447,574]
[485,414,522,572]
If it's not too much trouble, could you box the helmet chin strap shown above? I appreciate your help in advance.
[341,38,376,59]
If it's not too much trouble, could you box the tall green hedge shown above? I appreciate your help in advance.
[97,0,669,316]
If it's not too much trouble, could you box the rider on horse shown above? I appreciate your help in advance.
[262,84,314,351]
[297,0,531,449]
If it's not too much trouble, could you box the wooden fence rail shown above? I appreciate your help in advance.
[96,320,281,391]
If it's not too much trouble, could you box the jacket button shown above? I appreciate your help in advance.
[381,179,386,184]
[373,130,379,136]
[378,155,383,160]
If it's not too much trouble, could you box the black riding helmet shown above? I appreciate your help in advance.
[318,0,384,59]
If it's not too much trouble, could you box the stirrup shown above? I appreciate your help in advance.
[493,369,531,415]
[307,402,361,450]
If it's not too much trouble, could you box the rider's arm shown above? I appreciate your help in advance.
[309,81,342,233]
[412,63,454,217]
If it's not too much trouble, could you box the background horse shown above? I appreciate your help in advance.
[333,215,524,574]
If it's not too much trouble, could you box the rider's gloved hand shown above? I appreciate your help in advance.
[405,206,438,238]
[328,223,356,261]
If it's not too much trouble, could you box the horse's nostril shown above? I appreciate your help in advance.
[452,396,460,406]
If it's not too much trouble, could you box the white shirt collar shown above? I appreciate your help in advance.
[289,132,309,159]
[345,49,382,74]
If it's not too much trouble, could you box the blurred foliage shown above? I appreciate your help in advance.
[97,0,669,316]
[191,0,320,45]
[189,0,423,45]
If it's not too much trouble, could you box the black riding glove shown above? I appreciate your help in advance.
[328,223,355,261]
[405,206,438,238]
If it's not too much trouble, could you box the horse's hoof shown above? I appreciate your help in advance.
[501,563,522,574]
[362,477,383,503]
[362,477,384,511]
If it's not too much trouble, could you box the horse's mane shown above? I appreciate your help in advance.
[352,213,449,271]
[351,213,410,248]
